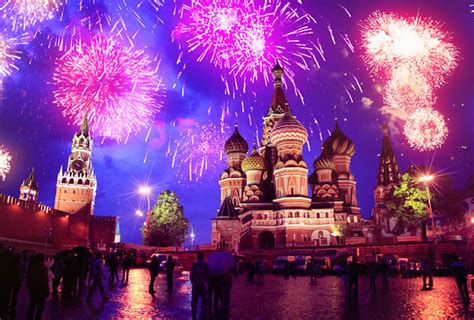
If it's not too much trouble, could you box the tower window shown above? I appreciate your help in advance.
[62,178,67,183]
[69,179,74,184]
[78,179,83,185]
[85,180,90,185]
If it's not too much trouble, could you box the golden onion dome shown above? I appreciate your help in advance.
[322,120,355,157]
[242,147,266,172]
[224,125,249,155]
[270,112,308,146]
[313,154,335,171]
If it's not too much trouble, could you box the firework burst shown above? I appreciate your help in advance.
[403,108,448,151]
[361,11,458,88]
[53,36,163,142]
[0,146,12,181]
[0,0,61,31]
[168,120,228,182]
[0,30,28,78]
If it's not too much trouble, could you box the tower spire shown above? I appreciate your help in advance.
[377,124,401,186]
[268,61,290,115]
[80,115,89,136]
[24,167,38,189]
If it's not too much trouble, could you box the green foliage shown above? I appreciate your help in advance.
[331,223,347,238]
[141,190,189,247]
[385,173,430,235]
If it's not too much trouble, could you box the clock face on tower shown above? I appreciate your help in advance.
[72,159,85,172]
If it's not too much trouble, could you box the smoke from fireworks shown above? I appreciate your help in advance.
[0,0,61,31]
[0,30,28,78]
[361,11,458,87]
[0,146,12,181]
[403,108,448,151]
[53,36,163,142]
[168,120,228,182]
[173,0,319,97]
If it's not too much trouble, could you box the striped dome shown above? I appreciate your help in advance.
[242,148,266,172]
[322,120,355,157]
[313,154,335,171]
[224,126,248,155]
[270,113,308,146]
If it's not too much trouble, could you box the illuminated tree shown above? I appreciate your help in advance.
[141,190,189,247]
[385,173,430,239]
[331,224,347,245]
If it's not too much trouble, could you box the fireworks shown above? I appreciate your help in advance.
[361,11,458,87]
[53,36,163,142]
[403,108,448,151]
[169,120,228,182]
[174,0,319,96]
[0,146,12,181]
[0,0,61,31]
[0,30,28,78]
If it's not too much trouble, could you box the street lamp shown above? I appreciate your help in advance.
[419,175,435,239]
[138,185,152,213]
[135,209,144,217]
[190,226,195,249]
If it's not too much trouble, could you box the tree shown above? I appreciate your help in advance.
[385,173,430,239]
[141,190,189,247]
[331,224,347,245]
[432,176,467,227]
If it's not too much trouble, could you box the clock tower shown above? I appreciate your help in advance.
[54,117,97,215]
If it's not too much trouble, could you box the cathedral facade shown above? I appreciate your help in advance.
[212,64,362,252]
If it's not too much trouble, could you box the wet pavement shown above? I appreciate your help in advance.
[13,269,474,319]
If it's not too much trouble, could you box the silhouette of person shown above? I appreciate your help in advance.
[452,258,470,305]
[148,256,159,294]
[379,259,389,289]
[348,256,360,300]
[107,254,119,287]
[165,255,175,293]
[421,258,433,290]
[86,252,107,302]
[27,253,49,320]
[122,254,131,283]
[190,252,209,320]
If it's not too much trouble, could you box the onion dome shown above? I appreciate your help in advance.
[322,120,355,157]
[270,112,308,146]
[224,125,248,155]
[242,147,266,172]
[313,154,335,171]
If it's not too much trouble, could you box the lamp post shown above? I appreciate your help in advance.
[138,186,152,214]
[190,226,195,249]
[419,175,436,239]
[135,209,144,217]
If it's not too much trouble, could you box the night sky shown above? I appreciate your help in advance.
[0,0,473,245]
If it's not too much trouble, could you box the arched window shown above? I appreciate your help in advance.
[85,180,90,185]
[78,179,83,185]
[318,231,324,238]
[69,178,74,184]
[62,178,67,183]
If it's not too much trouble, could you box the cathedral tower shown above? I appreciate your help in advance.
[219,125,248,206]
[242,145,267,202]
[19,167,39,203]
[54,117,97,215]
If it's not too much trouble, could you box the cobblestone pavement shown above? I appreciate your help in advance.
[13,269,474,319]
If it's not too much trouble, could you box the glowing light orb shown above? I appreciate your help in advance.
[169,121,228,182]
[53,36,163,142]
[0,146,12,181]
[0,0,61,31]
[403,108,448,151]
[0,30,28,77]
[361,11,458,87]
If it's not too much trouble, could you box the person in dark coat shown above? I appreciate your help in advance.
[452,258,470,305]
[122,254,131,283]
[27,253,49,320]
[190,252,209,320]
[165,255,175,293]
[86,252,107,302]
[348,256,360,300]
[51,257,64,297]
[148,256,159,294]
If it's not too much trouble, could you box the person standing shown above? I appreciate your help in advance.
[165,256,175,293]
[421,259,433,290]
[368,257,377,291]
[219,271,233,319]
[348,256,360,300]
[148,256,159,294]
[452,258,470,305]
[122,254,131,283]
[256,260,265,285]
[86,252,107,302]
[27,253,49,320]
[107,254,119,287]
[190,252,209,320]
[379,259,389,289]
[51,257,64,296]
[246,259,254,282]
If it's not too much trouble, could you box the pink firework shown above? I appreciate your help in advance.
[0,0,61,31]
[361,11,458,88]
[53,36,163,142]
[169,120,228,182]
[174,0,318,96]
[0,145,12,181]
[0,30,28,78]
[403,108,448,151]
[384,66,434,111]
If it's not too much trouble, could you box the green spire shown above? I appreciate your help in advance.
[80,115,89,136]
[24,167,38,190]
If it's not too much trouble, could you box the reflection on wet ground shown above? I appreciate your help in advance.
[14,269,474,319]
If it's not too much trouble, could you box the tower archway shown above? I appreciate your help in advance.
[257,231,275,249]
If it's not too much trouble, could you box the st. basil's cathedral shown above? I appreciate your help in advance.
[212,63,368,251]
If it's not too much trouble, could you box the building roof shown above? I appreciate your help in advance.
[78,115,90,137]
[242,146,266,172]
[22,167,38,190]
[377,124,401,186]
[313,154,335,171]
[217,197,238,218]
[322,120,355,157]
[224,125,249,155]
[268,61,290,115]
[270,112,308,146]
